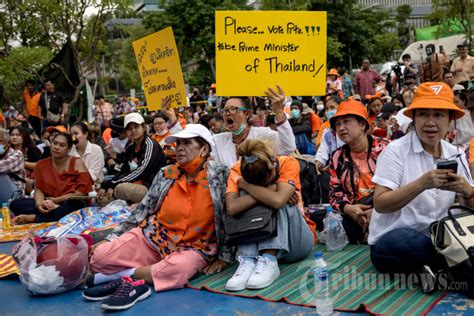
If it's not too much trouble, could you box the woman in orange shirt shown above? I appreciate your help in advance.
[11,132,93,224]
[86,124,231,311]
[225,139,315,291]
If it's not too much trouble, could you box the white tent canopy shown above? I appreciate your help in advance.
[399,34,466,64]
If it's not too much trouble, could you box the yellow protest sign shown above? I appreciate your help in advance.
[215,11,327,96]
[132,27,186,110]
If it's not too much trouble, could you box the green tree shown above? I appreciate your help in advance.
[0,0,134,119]
[396,4,412,49]
[429,0,473,50]
[142,0,250,81]
[0,47,53,104]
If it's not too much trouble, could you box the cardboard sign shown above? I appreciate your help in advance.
[215,11,327,96]
[132,27,187,110]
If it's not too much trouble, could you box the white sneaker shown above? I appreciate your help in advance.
[225,256,256,291]
[246,256,280,289]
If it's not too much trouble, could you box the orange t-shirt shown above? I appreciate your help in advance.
[22,90,41,117]
[227,156,317,241]
[140,164,218,259]
[470,139,474,164]
[309,112,322,134]
[34,157,93,197]
[350,151,375,199]
[102,128,112,145]
[316,120,331,145]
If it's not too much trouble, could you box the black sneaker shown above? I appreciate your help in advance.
[101,276,151,310]
[83,278,123,301]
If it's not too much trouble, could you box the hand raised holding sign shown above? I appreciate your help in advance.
[265,84,286,122]
[161,96,177,124]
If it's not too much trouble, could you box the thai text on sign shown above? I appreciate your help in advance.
[133,27,187,110]
[215,11,327,96]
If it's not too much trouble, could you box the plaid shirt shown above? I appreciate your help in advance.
[96,102,114,124]
[0,148,25,196]
[329,136,389,213]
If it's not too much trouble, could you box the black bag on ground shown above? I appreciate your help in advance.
[295,158,330,206]
[224,204,278,246]
[431,205,474,298]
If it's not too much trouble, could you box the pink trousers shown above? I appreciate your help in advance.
[90,227,207,292]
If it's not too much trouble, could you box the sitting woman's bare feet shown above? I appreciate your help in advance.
[13,214,37,225]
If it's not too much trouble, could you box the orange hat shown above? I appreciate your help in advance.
[404,82,464,119]
[46,125,67,134]
[365,92,383,102]
[330,99,369,129]
[328,68,338,76]
[210,83,217,89]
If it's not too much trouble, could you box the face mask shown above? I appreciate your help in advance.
[0,144,4,155]
[316,103,325,112]
[232,123,246,136]
[156,128,168,136]
[290,109,301,119]
[326,109,337,120]
[129,160,138,171]
[180,148,205,175]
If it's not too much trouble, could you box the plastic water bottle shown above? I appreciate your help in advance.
[88,191,98,209]
[2,203,11,229]
[314,252,333,315]
[325,206,348,252]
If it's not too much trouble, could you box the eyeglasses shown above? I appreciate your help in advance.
[223,107,247,115]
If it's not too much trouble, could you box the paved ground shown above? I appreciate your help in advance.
[0,242,471,315]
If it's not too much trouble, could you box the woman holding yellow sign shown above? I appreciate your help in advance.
[212,85,296,167]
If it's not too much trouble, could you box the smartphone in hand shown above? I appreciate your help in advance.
[437,160,458,181]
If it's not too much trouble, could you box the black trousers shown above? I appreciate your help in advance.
[10,198,86,222]
[28,115,42,137]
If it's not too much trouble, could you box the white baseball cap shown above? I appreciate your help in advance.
[124,113,145,128]
[165,124,215,147]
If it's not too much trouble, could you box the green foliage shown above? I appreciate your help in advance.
[0,47,53,102]
[429,0,473,50]
[142,0,250,81]
[396,4,412,48]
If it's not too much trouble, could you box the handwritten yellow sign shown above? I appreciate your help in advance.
[132,27,186,110]
[215,11,327,96]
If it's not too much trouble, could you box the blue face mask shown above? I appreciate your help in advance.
[326,109,337,120]
[0,144,4,155]
[290,109,301,119]
[232,123,246,136]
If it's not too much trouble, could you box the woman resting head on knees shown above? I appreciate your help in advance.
[213,85,296,168]
[369,82,474,291]
[11,132,93,224]
[225,139,316,291]
[97,112,166,206]
[70,122,105,184]
[86,124,231,310]
[0,128,26,204]
[328,100,389,244]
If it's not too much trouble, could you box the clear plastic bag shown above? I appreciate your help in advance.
[326,211,348,251]
[12,235,90,295]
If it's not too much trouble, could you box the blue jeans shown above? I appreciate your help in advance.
[370,228,447,274]
[0,174,21,204]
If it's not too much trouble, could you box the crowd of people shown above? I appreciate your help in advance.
[0,39,473,310]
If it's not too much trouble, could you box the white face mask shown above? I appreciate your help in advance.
[129,160,138,171]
